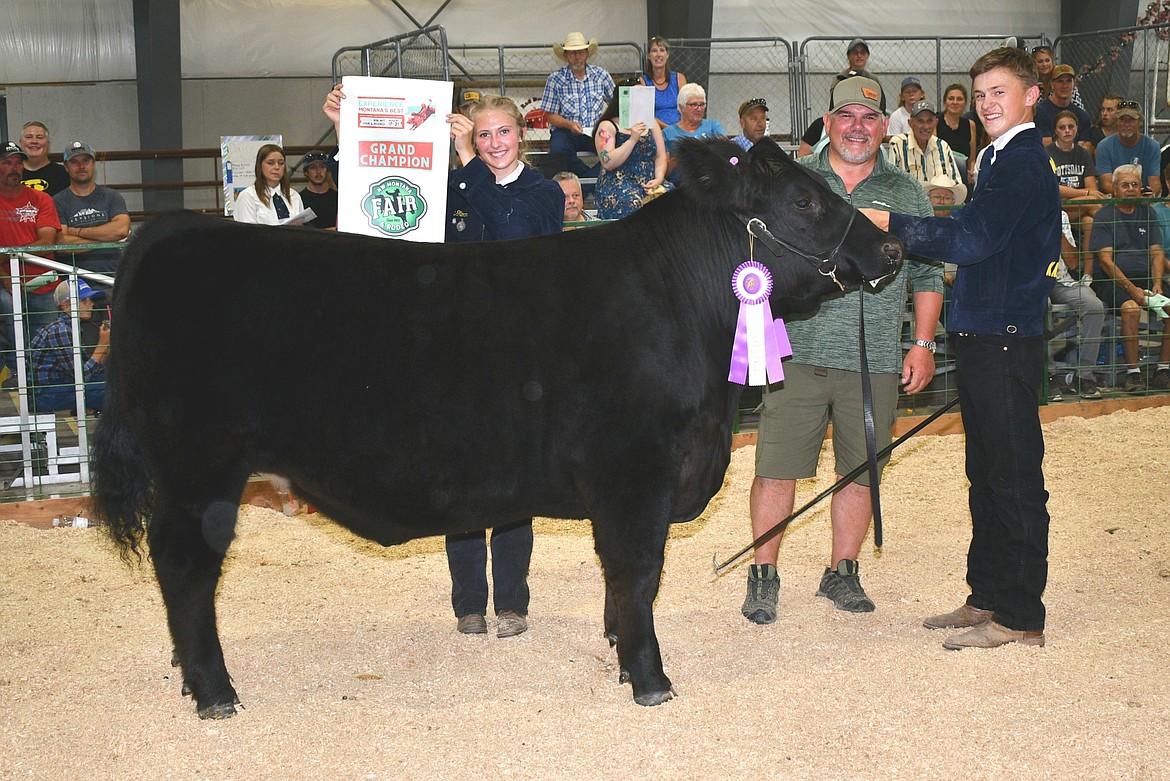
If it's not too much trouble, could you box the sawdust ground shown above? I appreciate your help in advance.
[3,406,1169,780]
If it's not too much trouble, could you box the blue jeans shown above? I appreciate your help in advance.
[954,334,1050,631]
[549,127,600,181]
[445,518,532,617]
[32,380,106,413]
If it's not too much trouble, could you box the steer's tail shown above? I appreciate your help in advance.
[90,369,153,562]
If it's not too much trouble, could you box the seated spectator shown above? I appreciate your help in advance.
[662,83,725,184]
[935,84,977,183]
[921,174,965,330]
[1046,110,1104,262]
[1096,101,1162,195]
[886,100,965,196]
[1049,212,1106,399]
[53,141,131,285]
[233,144,304,225]
[18,121,69,196]
[541,31,615,184]
[0,141,60,379]
[640,36,687,128]
[886,76,925,137]
[1088,93,1122,151]
[1035,65,1093,148]
[732,98,769,151]
[1089,164,1170,392]
[29,279,108,414]
[840,39,887,110]
[1034,45,1087,111]
[923,172,966,213]
[298,151,337,229]
[53,140,129,351]
[593,89,668,220]
[553,171,594,228]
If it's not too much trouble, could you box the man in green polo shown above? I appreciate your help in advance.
[742,76,944,623]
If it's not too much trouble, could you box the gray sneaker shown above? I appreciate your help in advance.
[816,559,875,613]
[1078,376,1101,399]
[741,563,780,624]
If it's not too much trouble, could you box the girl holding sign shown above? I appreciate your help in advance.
[445,96,564,240]
[442,95,563,638]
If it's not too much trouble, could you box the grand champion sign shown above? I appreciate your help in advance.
[338,76,452,241]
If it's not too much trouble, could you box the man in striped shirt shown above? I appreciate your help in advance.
[887,100,966,197]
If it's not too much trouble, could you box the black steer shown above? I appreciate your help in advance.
[92,138,902,717]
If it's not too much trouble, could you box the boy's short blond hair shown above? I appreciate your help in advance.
[970,47,1039,88]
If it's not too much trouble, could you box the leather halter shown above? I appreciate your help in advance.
[737,209,857,292]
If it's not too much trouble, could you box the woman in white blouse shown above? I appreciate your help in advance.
[232,144,304,225]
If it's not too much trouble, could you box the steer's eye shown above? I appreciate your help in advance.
[795,198,812,209]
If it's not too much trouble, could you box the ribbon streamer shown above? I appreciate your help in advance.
[728,261,792,385]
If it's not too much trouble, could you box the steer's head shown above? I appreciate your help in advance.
[672,137,902,315]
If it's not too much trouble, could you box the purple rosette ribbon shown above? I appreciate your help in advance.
[728,261,792,385]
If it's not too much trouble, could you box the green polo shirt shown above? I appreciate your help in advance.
[786,145,943,373]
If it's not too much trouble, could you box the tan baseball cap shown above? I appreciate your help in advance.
[829,76,884,114]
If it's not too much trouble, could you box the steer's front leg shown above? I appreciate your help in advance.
[592,512,674,705]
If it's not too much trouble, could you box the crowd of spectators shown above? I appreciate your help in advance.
[4,32,1168,403]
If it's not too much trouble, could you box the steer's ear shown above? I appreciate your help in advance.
[745,137,796,181]
[672,137,754,212]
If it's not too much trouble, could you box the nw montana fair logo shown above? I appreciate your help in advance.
[362,175,427,238]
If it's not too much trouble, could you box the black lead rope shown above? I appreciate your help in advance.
[858,288,882,548]
[712,396,960,575]
[730,209,879,549]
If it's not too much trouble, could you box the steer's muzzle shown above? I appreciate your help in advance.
[867,238,904,289]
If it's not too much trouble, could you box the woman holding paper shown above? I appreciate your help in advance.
[441,94,563,638]
[233,144,305,226]
[640,36,688,128]
[593,87,668,220]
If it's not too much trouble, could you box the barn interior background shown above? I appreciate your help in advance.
[0,0,1166,500]
[2,4,1170,776]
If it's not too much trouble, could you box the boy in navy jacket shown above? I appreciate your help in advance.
[864,47,1060,651]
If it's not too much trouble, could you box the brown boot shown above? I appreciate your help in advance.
[922,603,994,630]
[942,621,1045,650]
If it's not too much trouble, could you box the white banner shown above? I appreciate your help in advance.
[337,76,453,242]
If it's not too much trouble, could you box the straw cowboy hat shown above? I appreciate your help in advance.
[553,31,598,61]
[922,172,967,204]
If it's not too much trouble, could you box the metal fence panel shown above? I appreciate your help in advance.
[670,38,793,142]
[1056,22,1170,138]
[332,25,450,83]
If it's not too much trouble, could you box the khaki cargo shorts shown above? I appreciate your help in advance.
[754,363,899,487]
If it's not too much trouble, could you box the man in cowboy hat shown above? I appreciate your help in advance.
[541,31,615,183]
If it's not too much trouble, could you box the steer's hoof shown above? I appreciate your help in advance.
[197,699,241,720]
[633,687,675,707]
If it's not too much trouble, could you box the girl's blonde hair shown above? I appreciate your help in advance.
[464,94,530,165]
